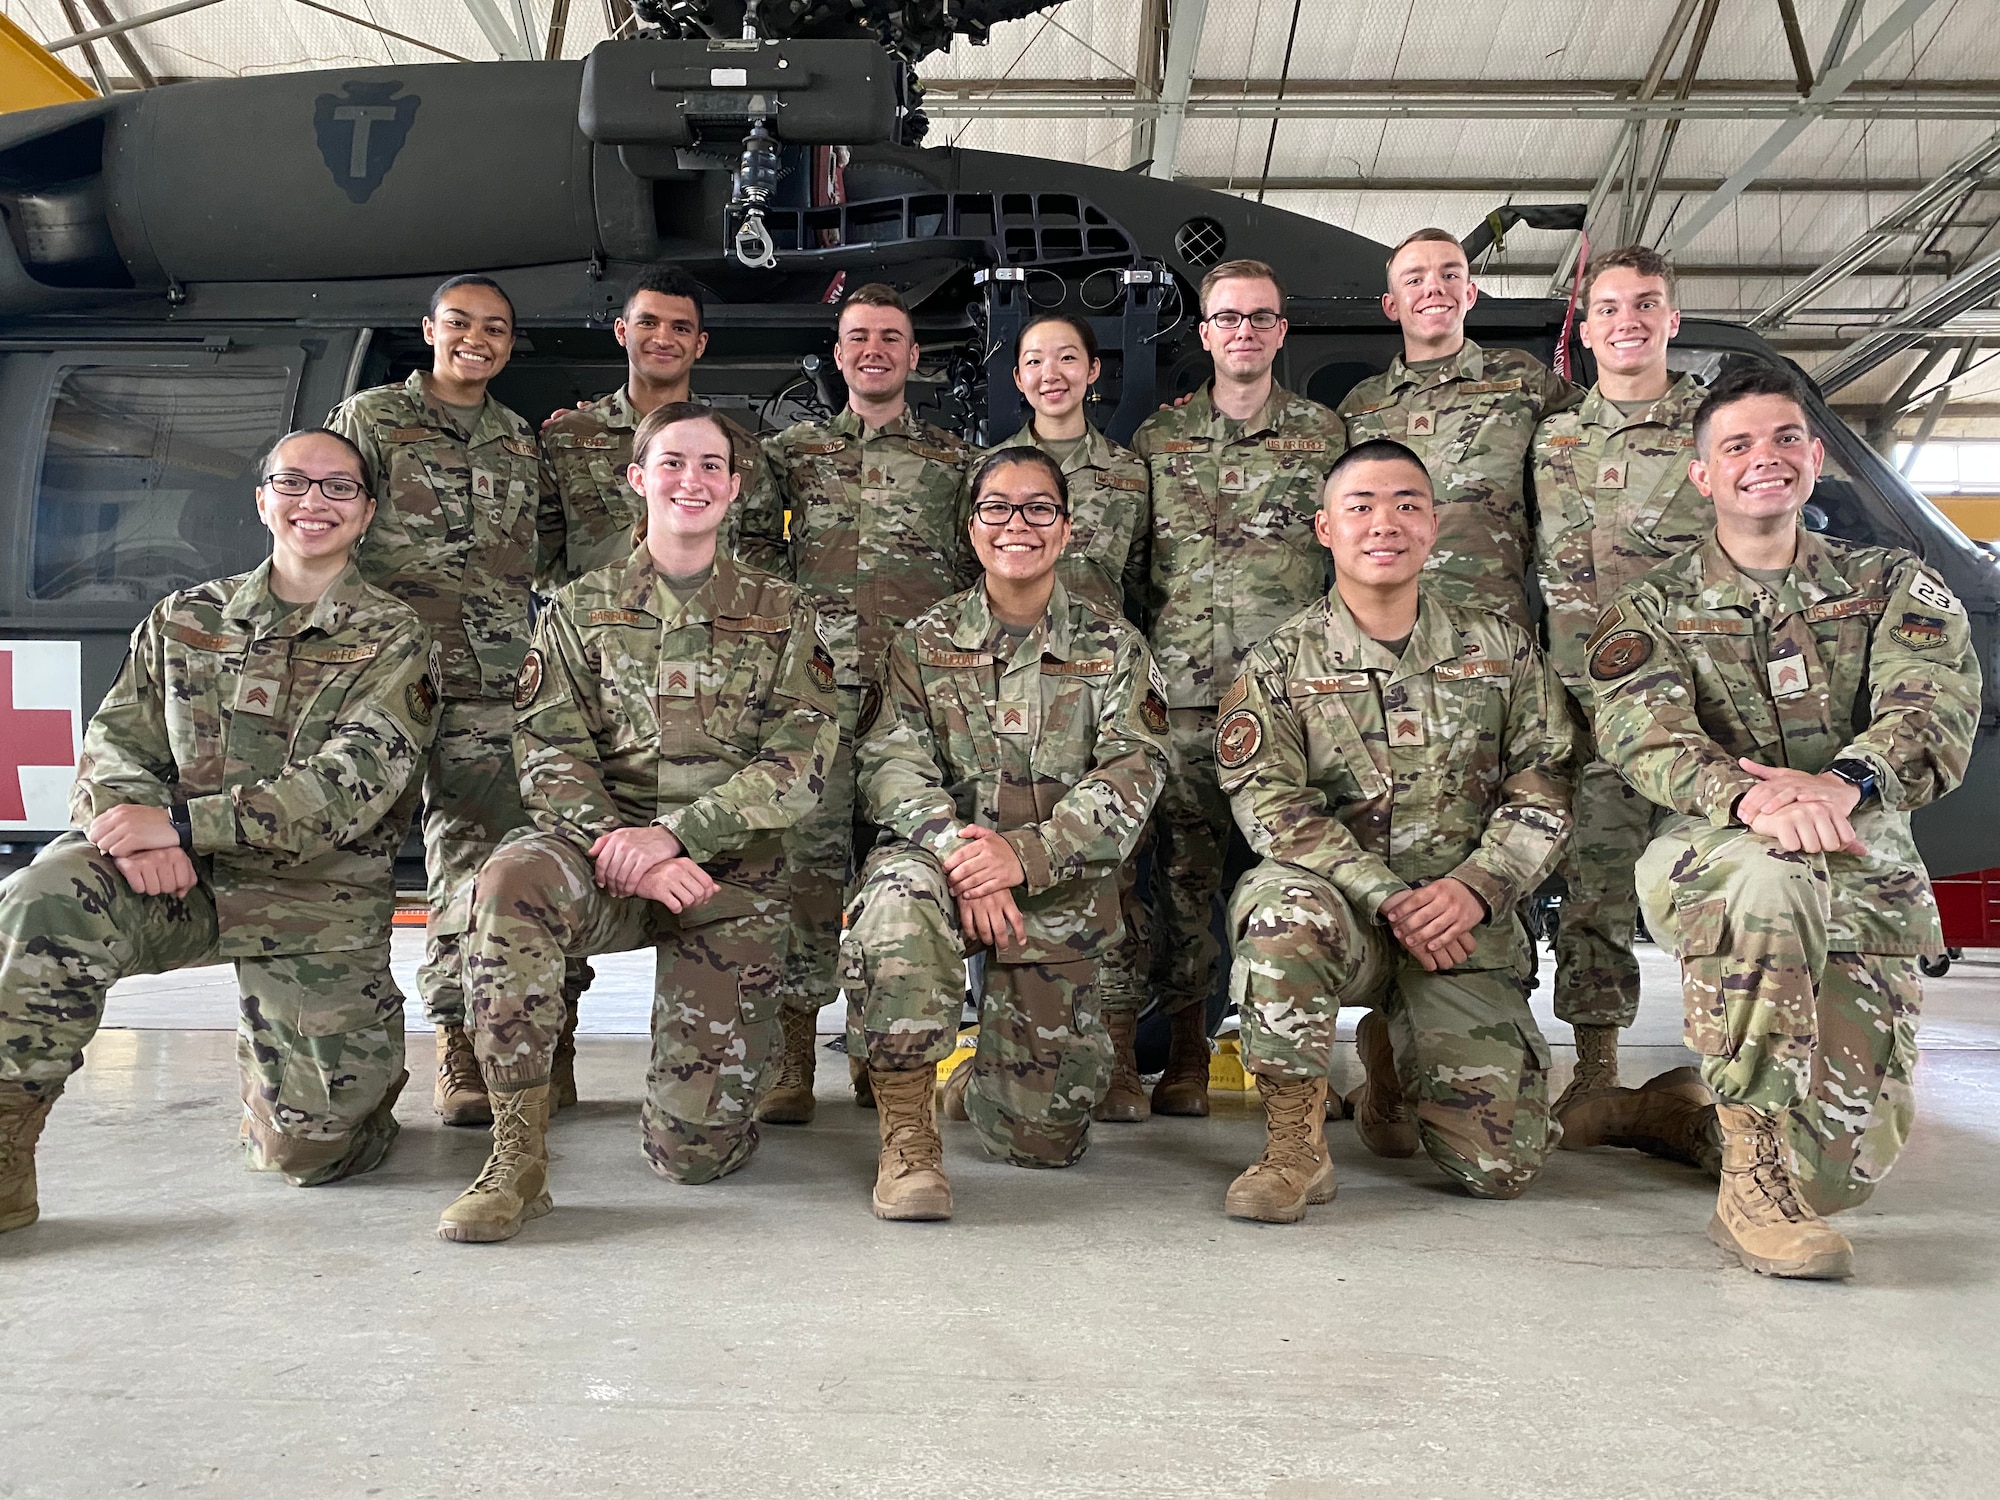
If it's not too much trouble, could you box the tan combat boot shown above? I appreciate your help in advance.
[1553,1023,1623,1146]
[1345,1009,1418,1158]
[939,1055,972,1122]
[1707,1101,1853,1279]
[868,1064,952,1221]
[1576,1065,1722,1176]
[434,1024,493,1128]
[1093,1008,1150,1122]
[1225,1076,1335,1223]
[756,1008,819,1125]
[0,1081,60,1234]
[1150,1005,1211,1117]
[550,1005,580,1113]
[437,1084,554,1244]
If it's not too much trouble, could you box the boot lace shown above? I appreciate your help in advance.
[441,1031,485,1099]
[772,1009,814,1091]
[467,1097,537,1196]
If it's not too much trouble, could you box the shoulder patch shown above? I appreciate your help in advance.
[1889,613,1949,651]
[1140,658,1170,735]
[1589,629,1654,682]
[405,673,438,728]
[1215,708,1264,770]
[586,608,650,628]
[1217,675,1249,716]
[1582,603,1625,653]
[513,648,544,711]
[807,637,836,692]
[1908,571,1961,616]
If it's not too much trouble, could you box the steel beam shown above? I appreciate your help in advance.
[44,0,225,52]
[920,89,2000,122]
[1185,175,1934,194]
[1814,246,2000,393]
[1146,0,1207,182]
[1752,127,2000,328]
[1662,0,1951,255]
[1127,0,1167,169]
[459,0,533,60]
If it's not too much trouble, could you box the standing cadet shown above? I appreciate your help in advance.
[1341,228,1580,628]
[327,274,579,1131]
[749,284,974,1123]
[1131,258,1344,1117]
[840,448,1168,1220]
[439,404,838,1243]
[540,267,773,589]
[1219,440,1576,1220]
[1531,245,1719,1157]
[1594,361,1978,1279]
[0,430,436,1228]
[986,313,1157,1120]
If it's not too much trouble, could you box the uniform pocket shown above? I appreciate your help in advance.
[1670,891,1734,1056]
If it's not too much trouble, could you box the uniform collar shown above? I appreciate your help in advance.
[1005,420,1116,472]
[613,547,748,625]
[1188,381,1296,440]
[1321,583,1459,682]
[832,405,922,442]
[1575,371,1704,434]
[948,577,1075,660]
[222,558,367,636]
[1382,338,1487,395]
[1695,526,1848,612]
[407,369,511,446]
[594,385,643,431]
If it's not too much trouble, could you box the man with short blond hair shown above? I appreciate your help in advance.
[1131,256,1345,1114]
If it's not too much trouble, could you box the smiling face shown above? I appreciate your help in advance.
[629,416,741,551]
[618,290,707,387]
[1382,238,1476,352]
[1198,276,1288,384]
[1316,455,1438,590]
[256,433,375,568]
[423,282,515,389]
[969,460,1070,585]
[1014,320,1099,424]
[1690,393,1824,528]
[834,302,920,404]
[1579,266,1680,382]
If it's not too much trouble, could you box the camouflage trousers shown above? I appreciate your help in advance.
[1637,822,1922,1216]
[0,835,405,1186]
[778,684,861,1021]
[1097,823,1156,1018]
[419,695,588,1030]
[464,829,786,1184]
[841,846,1111,1169]
[1554,755,1661,1029]
[1229,860,1554,1199]
[1151,707,1235,1019]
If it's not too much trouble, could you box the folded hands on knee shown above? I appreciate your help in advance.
[1380,877,1486,973]
[590,826,718,912]
[1732,760,1868,857]
[945,825,1028,948]
[87,804,198,898]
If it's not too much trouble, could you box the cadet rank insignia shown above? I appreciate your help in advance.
[406,673,437,727]
[1588,630,1653,682]
[1407,412,1436,437]
[236,677,280,714]
[1767,656,1810,699]
[1596,462,1627,490]
[808,640,836,692]
[513,649,543,710]
[1890,613,1948,651]
[1215,708,1263,769]
[996,703,1030,734]
[1388,713,1425,747]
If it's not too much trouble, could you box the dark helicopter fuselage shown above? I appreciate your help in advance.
[0,49,1994,874]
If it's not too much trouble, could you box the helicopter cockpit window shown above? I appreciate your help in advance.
[32,366,290,606]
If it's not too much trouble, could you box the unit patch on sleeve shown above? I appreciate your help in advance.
[1215,708,1264,770]
[1588,629,1654,682]
[513,648,544,711]
[807,639,836,692]
[1890,612,1949,651]
[406,672,438,728]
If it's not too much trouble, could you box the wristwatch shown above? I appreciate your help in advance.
[167,801,195,855]
[1826,759,1881,806]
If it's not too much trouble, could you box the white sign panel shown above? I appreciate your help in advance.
[0,641,83,831]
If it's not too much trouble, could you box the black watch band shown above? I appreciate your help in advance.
[1827,759,1880,805]
[168,801,195,855]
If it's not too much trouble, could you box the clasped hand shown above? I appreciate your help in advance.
[945,825,1028,949]
[1733,759,1868,856]
[87,805,197,898]
[589,825,718,912]
[1379,877,1487,973]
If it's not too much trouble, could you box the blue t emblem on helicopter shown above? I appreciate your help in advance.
[313,81,421,205]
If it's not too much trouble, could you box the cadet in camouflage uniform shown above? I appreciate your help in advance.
[439,405,838,1244]
[1593,362,1978,1279]
[0,430,436,1231]
[747,283,974,1123]
[1341,228,1580,628]
[327,274,581,1130]
[986,312,1157,1121]
[1530,245,1717,1152]
[1220,440,1576,1221]
[1131,258,1344,1116]
[539,266,774,588]
[841,448,1168,1220]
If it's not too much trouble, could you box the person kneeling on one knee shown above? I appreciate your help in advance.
[839,447,1169,1221]
[0,429,440,1231]
[438,403,839,1244]
[1218,439,1579,1222]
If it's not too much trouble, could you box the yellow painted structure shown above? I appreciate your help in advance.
[1929,495,2000,545]
[0,13,95,111]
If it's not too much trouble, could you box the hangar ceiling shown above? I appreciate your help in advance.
[4,0,1999,441]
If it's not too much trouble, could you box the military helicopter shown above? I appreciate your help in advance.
[0,0,1994,901]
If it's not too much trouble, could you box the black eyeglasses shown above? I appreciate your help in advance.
[973,499,1068,528]
[1202,310,1282,331]
[263,471,368,502]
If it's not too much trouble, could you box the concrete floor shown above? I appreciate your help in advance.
[4,937,1998,1499]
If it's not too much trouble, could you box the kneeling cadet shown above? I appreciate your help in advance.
[439,402,837,1243]
[1220,439,1578,1220]
[840,446,1168,1220]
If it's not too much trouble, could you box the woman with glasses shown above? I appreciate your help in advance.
[839,448,1170,1221]
[985,313,1160,1120]
[0,429,439,1231]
